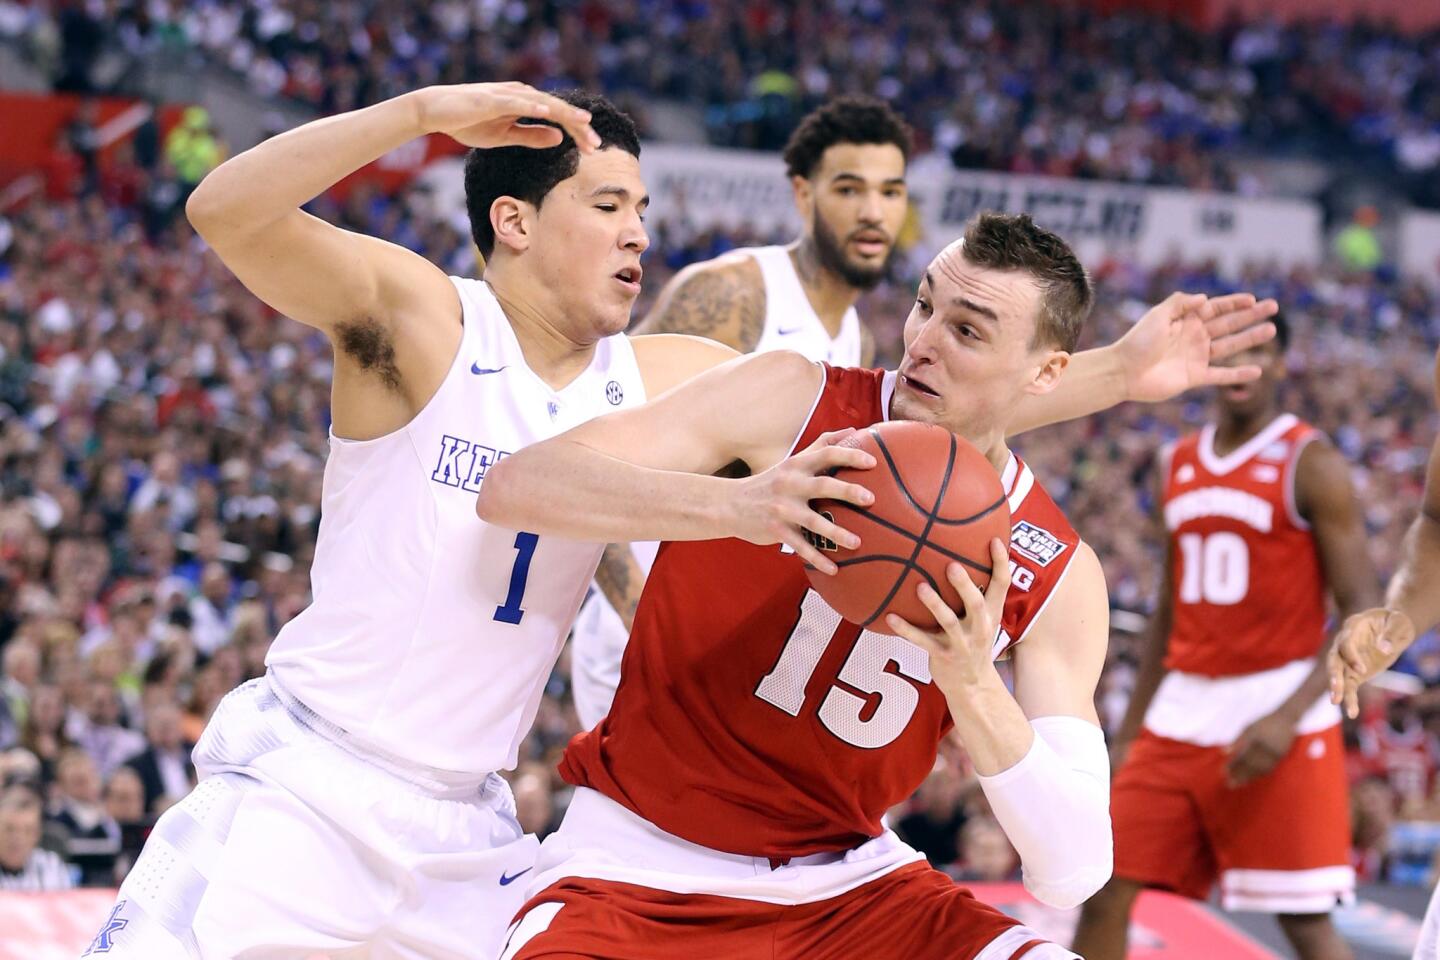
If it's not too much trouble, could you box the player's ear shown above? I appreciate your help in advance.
[792,175,814,221]
[1025,350,1070,396]
[490,196,532,254]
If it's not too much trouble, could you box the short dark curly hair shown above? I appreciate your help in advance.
[781,96,913,180]
[464,91,641,259]
[961,213,1093,353]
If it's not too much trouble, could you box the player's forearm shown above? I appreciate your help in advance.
[1385,512,1440,636]
[187,91,430,239]
[942,667,1036,775]
[1006,344,1125,437]
[478,439,734,542]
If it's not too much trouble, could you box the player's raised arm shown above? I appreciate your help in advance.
[630,255,767,351]
[185,83,598,431]
[477,349,875,573]
[1007,292,1279,436]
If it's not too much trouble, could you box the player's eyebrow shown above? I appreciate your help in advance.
[923,270,999,323]
[830,172,906,188]
[590,185,650,211]
[950,296,999,323]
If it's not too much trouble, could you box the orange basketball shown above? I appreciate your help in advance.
[805,420,1011,635]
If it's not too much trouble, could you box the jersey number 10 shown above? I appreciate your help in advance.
[1177,531,1250,606]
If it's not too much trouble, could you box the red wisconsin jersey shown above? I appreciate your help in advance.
[559,366,1081,859]
[1162,413,1327,677]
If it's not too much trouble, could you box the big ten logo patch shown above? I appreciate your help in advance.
[431,435,513,492]
[802,511,839,552]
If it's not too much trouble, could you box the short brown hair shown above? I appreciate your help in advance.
[960,213,1092,353]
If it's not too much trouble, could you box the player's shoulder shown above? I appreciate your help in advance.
[669,250,765,293]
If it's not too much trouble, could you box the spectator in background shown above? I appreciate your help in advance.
[1,637,40,736]
[0,785,72,890]
[47,747,119,886]
[163,106,224,195]
[1334,206,1384,273]
[19,683,72,782]
[949,816,1020,884]
[122,701,193,814]
[67,681,144,781]
[898,756,973,868]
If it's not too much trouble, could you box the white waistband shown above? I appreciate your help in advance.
[525,787,925,906]
[256,673,503,799]
[1143,658,1340,747]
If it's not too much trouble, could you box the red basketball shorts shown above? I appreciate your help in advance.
[1111,725,1353,913]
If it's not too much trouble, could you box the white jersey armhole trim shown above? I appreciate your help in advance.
[1284,431,1320,531]
[330,275,473,447]
[782,362,832,458]
[1010,541,1082,651]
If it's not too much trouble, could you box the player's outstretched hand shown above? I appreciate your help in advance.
[415,82,602,152]
[886,539,1011,693]
[1328,608,1416,719]
[735,428,875,575]
[1120,291,1280,403]
[1225,711,1296,787]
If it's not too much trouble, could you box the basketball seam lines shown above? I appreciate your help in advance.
[839,501,1005,571]
[859,429,956,627]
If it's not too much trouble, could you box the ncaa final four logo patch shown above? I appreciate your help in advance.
[1011,521,1067,567]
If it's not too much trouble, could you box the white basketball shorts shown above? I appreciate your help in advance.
[83,674,539,960]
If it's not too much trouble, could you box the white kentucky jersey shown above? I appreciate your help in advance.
[745,245,863,365]
[571,247,865,729]
[266,277,646,775]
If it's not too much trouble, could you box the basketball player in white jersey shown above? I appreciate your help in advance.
[84,78,1278,958]
[85,84,736,960]
[571,97,911,727]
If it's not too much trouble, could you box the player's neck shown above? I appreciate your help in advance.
[1212,407,1281,456]
[789,240,858,337]
[486,272,599,390]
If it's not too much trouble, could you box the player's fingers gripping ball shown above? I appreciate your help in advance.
[804,420,1011,635]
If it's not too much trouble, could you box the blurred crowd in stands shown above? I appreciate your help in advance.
[2,0,1440,202]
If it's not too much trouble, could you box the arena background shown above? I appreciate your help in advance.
[2,0,1440,956]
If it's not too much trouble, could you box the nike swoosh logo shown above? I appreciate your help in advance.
[471,363,508,376]
[777,326,804,336]
[499,867,533,886]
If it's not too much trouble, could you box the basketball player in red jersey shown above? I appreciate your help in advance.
[478,213,1259,960]
[1072,315,1377,960]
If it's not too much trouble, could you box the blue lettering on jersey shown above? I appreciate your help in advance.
[432,435,511,492]
[83,902,129,954]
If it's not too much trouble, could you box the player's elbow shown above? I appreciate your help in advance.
[1022,843,1113,909]
[475,458,523,527]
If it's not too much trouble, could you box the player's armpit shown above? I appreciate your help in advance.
[594,543,644,632]
[630,256,766,351]
[1010,542,1109,724]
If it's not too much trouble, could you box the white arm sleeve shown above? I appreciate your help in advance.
[975,715,1113,909]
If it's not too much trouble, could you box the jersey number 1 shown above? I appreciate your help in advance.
[754,590,931,749]
[494,531,539,624]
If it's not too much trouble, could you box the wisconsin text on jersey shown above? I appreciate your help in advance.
[1164,487,1274,533]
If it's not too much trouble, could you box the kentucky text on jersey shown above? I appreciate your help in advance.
[1163,486,1274,533]
[431,435,512,492]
